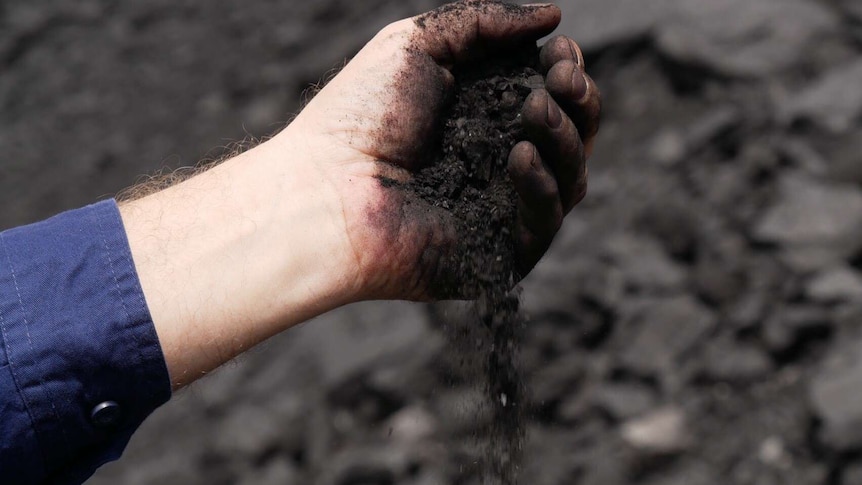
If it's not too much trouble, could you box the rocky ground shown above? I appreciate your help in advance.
[4,0,862,484]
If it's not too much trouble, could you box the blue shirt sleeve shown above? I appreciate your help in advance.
[0,200,172,485]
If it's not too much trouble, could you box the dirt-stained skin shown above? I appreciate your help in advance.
[360,0,601,300]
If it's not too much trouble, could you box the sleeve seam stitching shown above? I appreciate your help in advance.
[95,204,149,401]
[0,232,53,469]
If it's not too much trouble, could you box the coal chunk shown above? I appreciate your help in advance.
[753,174,862,271]
[780,60,862,134]
[806,266,862,304]
[656,0,838,77]
[762,305,832,359]
[603,233,688,294]
[589,382,657,421]
[810,337,862,451]
[620,296,718,377]
[699,339,774,384]
[621,407,691,456]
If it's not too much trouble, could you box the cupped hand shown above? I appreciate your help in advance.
[276,1,601,301]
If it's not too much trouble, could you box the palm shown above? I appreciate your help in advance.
[276,4,600,301]
[286,23,458,300]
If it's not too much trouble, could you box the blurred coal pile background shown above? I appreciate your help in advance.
[4,0,862,483]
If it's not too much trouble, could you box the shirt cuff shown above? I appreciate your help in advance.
[0,199,172,484]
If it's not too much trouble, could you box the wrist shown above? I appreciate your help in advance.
[267,126,383,300]
[120,135,361,388]
[252,133,368,312]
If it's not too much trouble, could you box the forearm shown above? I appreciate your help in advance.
[119,132,359,389]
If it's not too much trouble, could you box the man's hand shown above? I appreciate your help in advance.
[276,1,602,300]
[120,1,601,388]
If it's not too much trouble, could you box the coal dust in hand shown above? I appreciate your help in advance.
[408,43,542,484]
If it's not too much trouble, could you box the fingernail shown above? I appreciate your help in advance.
[529,145,540,169]
[571,69,588,101]
[567,39,584,67]
[546,98,563,128]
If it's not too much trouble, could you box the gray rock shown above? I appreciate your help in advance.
[837,0,862,22]
[404,470,449,485]
[815,130,862,185]
[604,233,688,293]
[693,234,748,305]
[119,453,207,485]
[656,0,838,77]
[806,266,862,303]
[523,425,631,485]
[640,462,715,485]
[576,264,628,313]
[522,214,625,314]
[555,0,680,52]
[237,459,301,485]
[620,296,718,376]
[384,405,437,443]
[582,451,632,485]
[635,198,701,261]
[431,388,493,436]
[810,337,862,450]
[780,60,862,133]
[763,306,832,357]
[683,107,743,153]
[521,427,588,485]
[241,91,289,135]
[556,393,590,422]
[843,463,862,485]
[192,360,252,411]
[591,382,657,420]
[297,301,442,388]
[521,255,619,317]
[754,174,862,271]
[758,436,791,468]
[327,375,406,424]
[776,137,830,177]
[530,353,586,407]
[211,403,285,459]
[728,291,769,331]
[621,407,691,455]
[321,446,414,485]
[648,129,687,167]
[700,340,774,383]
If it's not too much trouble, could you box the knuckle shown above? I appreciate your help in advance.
[523,90,551,124]
[536,176,560,203]
[507,142,537,177]
[379,19,411,39]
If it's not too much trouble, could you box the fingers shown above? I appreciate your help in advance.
[508,141,564,238]
[521,89,588,212]
[541,36,602,158]
[507,141,563,274]
[540,35,584,71]
[546,62,601,158]
[414,2,561,67]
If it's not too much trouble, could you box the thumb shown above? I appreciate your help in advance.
[414,1,561,68]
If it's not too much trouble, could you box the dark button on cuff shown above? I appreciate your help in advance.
[90,401,121,428]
